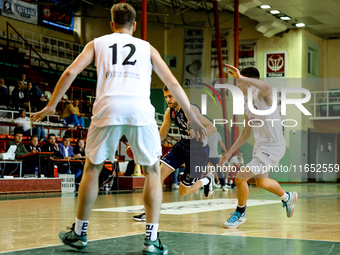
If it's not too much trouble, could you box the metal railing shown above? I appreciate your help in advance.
[155,112,181,139]
[5,22,55,71]
[0,109,60,122]
[2,27,83,61]
[1,24,96,78]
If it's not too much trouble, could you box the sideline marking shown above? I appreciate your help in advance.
[93,199,281,215]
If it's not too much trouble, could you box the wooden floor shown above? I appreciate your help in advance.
[0,183,340,254]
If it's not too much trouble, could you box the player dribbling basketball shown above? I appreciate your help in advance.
[219,65,298,229]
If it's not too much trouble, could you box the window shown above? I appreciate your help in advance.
[306,40,320,78]
[307,48,318,76]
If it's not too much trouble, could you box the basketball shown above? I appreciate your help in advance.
[126,144,134,160]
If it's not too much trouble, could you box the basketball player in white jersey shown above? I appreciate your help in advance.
[32,3,206,254]
[219,64,298,229]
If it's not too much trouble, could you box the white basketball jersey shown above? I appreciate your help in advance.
[245,89,285,145]
[92,33,155,126]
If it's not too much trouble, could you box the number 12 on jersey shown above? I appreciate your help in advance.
[109,43,137,66]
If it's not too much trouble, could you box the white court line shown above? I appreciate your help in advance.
[93,198,281,215]
[162,230,340,243]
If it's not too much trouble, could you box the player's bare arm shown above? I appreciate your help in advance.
[159,107,173,142]
[190,105,217,136]
[225,64,273,106]
[31,41,95,122]
[150,45,207,140]
[219,114,251,165]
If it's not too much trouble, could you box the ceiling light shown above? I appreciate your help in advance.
[260,4,271,9]
[295,23,305,27]
[280,16,291,21]
[270,10,280,14]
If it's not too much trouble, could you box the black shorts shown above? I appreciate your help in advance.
[160,139,210,186]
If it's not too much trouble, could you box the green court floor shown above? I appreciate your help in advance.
[3,231,340,255]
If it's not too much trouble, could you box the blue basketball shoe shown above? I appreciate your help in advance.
[223,211,246,229]
[282,191,298,218]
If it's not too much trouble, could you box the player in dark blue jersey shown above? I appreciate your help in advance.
[133,86,217,222]
[160,86,217,195]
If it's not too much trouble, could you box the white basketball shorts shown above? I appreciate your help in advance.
[247,142,286,176]
[85,121,162,166]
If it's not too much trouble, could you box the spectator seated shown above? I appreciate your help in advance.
[61,99,85,128]
[11,109,46,142]
[0,78,11,109]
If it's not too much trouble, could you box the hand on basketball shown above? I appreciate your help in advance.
[31,106,55,122]
[225,64,242,80]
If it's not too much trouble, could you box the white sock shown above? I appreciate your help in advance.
[146,223,159,242]
[237,204,246,208]
[75,218,89,236]
[281,192,289,202]
[199,177,209,187]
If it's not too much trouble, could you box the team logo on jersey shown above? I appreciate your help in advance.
[171,111,175,118]
[262,152,270,157]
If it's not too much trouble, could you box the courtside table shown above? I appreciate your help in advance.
[0,160,23,177]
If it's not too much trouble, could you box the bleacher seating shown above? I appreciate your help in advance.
[0,24,180,160]
[0,24,97,92]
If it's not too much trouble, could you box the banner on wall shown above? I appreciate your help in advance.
[239,40,257,69]
[264,51,287,78]
[39,5,74,31]
[2,0,37,25]
[210,29,229,79]
[183,29,205,86]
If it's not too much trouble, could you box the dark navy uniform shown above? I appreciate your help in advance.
[160,104,210,186]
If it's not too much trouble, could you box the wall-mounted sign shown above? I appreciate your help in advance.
[264,51,287,78]
[2,0,38,25]
[39,5,74,31]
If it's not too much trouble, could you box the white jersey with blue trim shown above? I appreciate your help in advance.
[245,89,285,146]
[92,33,155,127]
